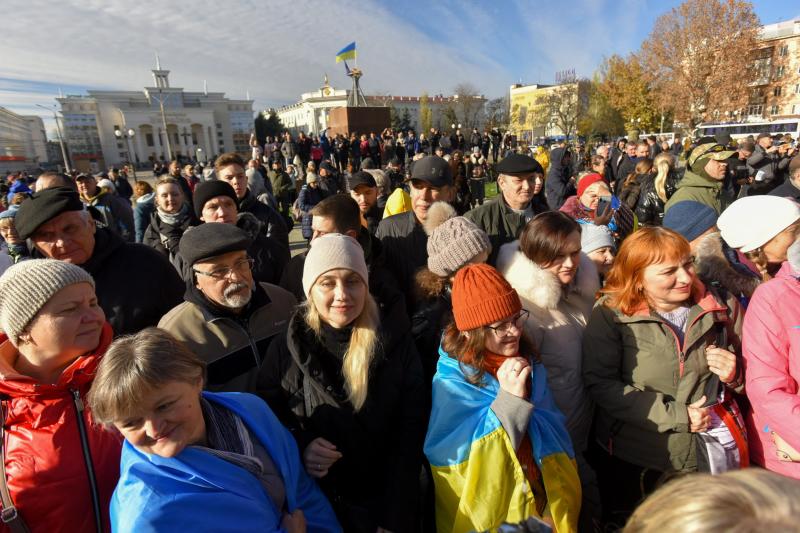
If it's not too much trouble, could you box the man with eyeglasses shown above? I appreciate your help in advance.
[13,186,183,335]
[189,180,288,284]
[159,222,296,392]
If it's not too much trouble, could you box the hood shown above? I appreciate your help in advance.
[678,169,721,190]
[694,232,760,298]
[136,192,155,204]
[0,322,113,396]
[548,147,569,176]
[496,240,599,310]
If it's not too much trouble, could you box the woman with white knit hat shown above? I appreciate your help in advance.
[718,195,800,281]
[0,259,121,532]
[258,233,426,532]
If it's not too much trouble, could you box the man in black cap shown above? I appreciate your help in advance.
[159,222,296,392]
[465,153,546,265]
[376,155,455,311]
[384,156,404,191]
[769,155,800,201]
[747,132,795,194]
[14,186,183,335]
[348,170,381,235]
[214,152,290,254]
[191,180,288,284]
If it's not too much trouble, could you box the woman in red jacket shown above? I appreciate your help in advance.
[0,259,121,532]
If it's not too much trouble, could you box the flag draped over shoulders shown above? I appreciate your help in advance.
[424,348,581,533]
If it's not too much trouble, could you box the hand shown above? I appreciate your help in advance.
[687,396,710,432]
[303,438,342,478]
[594,202,614,226]
[282,510,306,533]
[497,357,531,399]
[706,345,737,383]
[767,146,780,153]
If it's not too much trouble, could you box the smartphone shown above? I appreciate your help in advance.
[596,195,613,216]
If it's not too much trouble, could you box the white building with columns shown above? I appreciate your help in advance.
[57,62,253,172]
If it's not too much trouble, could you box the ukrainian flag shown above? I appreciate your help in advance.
[335,42,356,63]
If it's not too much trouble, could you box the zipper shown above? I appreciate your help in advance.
[71,389,103,533]
[234,318,261,368]
[657,308,722,379]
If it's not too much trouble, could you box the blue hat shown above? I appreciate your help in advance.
[0,205,20,220]
[663,201,718,242]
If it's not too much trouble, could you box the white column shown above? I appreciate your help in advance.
[152,124,163,159]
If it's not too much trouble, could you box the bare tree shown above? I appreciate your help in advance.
[485,96,510,130]
[639,0,759,128]
[452,82,485,131]
[532,78,591,141]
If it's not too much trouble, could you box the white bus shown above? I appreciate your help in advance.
[695,119,800,141]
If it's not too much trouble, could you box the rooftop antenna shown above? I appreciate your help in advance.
[246,89,250,101]
[58,87,63,98]
[203,80,208,96]
[155,51,161,70]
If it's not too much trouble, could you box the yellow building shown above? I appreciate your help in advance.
[508,82,583,142]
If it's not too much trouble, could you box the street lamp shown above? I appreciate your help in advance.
[36,103,71,173]
[195,147,204,163]
[114,128,138,182]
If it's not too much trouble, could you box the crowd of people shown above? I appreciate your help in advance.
[1,123,800,533]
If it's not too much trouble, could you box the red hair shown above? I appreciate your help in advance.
[600,227,695,315]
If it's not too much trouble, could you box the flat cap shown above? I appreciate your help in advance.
[495,153,544,176]
[409,156,453,187]
[15,186,85,240]
[179,222,252,266]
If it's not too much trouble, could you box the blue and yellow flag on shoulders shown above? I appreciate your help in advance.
[424,347,581,533]
[335,42,356,63]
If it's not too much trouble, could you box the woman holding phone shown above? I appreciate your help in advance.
[559,173,635,239]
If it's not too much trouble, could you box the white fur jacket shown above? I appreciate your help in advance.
[496,240,599,451]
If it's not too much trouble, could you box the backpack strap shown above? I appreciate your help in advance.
[0,400,30,533]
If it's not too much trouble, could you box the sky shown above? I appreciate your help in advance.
[1,0,796,138]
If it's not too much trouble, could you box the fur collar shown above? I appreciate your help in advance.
[496,240,599,310]
[694,232,760,298]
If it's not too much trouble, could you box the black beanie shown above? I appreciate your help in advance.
[193,180,238,219]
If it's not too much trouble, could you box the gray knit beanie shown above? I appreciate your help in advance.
[427,215,492,277]
[580,224,615,255]
[0,259,95,346]
[302,233,369,297]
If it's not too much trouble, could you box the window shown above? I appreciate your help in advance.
[775,86,783,97]
[771,105,779,115]
[748,104,763,116]
[145,133,154,147]
[776,65,785,79]
[779,45,789,56]
[795,84,800,94]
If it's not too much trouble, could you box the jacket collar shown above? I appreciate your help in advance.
[626,279,725,319]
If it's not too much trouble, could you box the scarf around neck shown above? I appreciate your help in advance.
[157,202,191,226]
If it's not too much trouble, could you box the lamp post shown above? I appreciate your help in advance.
[114,127,138,183]
[37,103,71,173]
[195,147,204,164]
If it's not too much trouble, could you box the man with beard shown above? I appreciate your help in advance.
[159,222,296,392]
[348,170,382,234]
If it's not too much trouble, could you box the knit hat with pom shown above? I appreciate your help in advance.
[424,202,491,277]
[451,263,521,331]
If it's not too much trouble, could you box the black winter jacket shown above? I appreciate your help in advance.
[142,209,199,259]
[545,147,575,210]
[375,210,428,313]
[258,312,426,533]
[635,172,678,227]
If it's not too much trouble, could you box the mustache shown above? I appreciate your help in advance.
[223,282,250,298]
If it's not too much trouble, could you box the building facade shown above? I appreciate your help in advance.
[508,82,588,142]
[744,18,800,121]
[274,77,486,135]
[0,107,48,173]
[57,63,254,172]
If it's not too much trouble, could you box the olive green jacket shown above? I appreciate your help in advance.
[664,169,724,214]
[582,287,744,472]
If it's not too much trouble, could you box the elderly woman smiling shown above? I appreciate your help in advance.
[88,327,340,533]
[0,259,121,533]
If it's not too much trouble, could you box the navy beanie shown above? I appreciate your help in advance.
[663,201,718,242]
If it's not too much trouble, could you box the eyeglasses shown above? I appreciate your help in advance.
[193,257,254,280]
[486,310,529,335]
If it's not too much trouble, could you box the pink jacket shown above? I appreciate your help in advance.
[742,260,800,478]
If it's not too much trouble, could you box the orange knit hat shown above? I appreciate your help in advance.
[451,263,521,331]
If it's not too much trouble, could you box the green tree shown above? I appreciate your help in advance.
[254,109,285,144]
[419,92,433,133]
[579,77,625,139]
[597,54,659,134]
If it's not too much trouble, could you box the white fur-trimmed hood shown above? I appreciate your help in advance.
[496,240,599,310]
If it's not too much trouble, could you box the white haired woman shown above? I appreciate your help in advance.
[258,233,426,533]
[0,259,121,532]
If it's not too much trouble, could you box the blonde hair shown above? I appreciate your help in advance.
[653,152,676,203]
[88,328,206,426]
[304,293,380,411]
[624,469,800,533]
